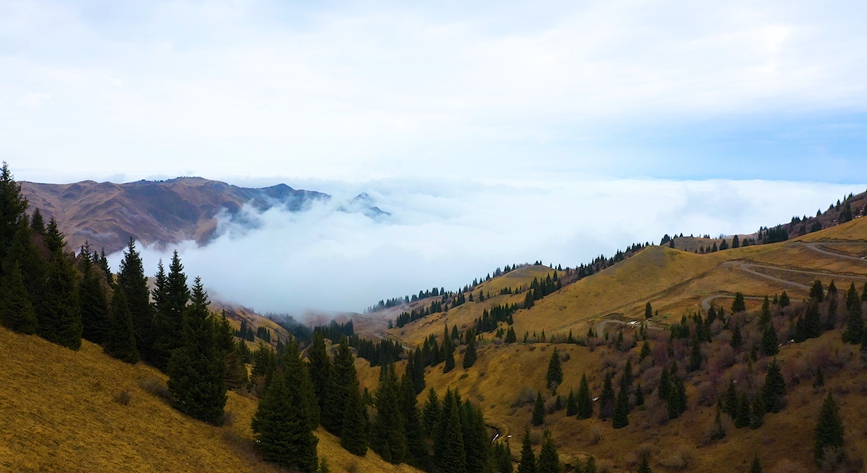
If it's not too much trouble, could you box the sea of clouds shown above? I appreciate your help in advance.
[108,177,862,315]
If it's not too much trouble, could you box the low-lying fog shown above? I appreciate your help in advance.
[109,177,860,315]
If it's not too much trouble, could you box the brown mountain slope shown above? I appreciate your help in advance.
[21,177,338,254]
[0,326,420,473]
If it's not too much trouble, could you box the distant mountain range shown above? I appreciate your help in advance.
[21,177,388,254]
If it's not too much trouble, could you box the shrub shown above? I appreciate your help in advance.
[658,445,694,470]
[139,377,172,401]
[513,386,537,407]
[114,388,132,406]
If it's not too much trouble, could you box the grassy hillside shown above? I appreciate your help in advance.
[0,327,421,473]
[369,217,867,472]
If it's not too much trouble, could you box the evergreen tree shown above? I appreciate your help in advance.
[645,302,653,319]
[0,262,38,334]
[731,292,746,313]
[308,331,333,417]
[422,387,441,437]
[463,328,477,369]
[104,286,139,364]
[251,370,319,472]
[658,365,671,400]
[340,375,368,456]
[401,373,428,469]
[735,393,750,428]
[494,442,514,473]
[667,375,687,420]
[814,392,844,467]
[810,279,825,302]
[688,334,702,372]
[505,326,517,343]
[761,325,778,356]
[166,277,227,424]
[323,338,357,434]
[750,393,765,429]
[152,251,191,372]
[41,231,82,350]
[724,379,738,418]
[546,348,563,391]
[634,383,645,406]
[814,366,825,388]
[78,252,110,344]
[30,208,46,236]
[517,429,537,473]
[779,291,790,308]
[577,374,592,419]
[804,300,822,339]
[762,359,786,414]
[537,431,560,473]
[215,312,247,390]
[639,340,651,363]
[462,401,488,473]
[636,453,652,473]
[117,237,155,361]
[371,364,407,463]
[612,388,629,429]
[0,163,29,268]
[444,334,456,373]
[758,296,771,327]
[282,338,319,429]
[749,456,762,473]
[438,392,467,473]
[566,389,578,416]
[843,283,863,343]
[730,321,743,349]
[599,371,616,419]
[532,391,546,426]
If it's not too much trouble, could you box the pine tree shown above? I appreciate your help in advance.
[532,391,546,426]
[463,328,477,369]
[762,359,786,413]
[639,340,651,363]
[688,334,702,372]
[612,388,629,429]
[537,431,560,473]
[78,252,111,344]
[750,393,765,429]
[814,367,825,388]
[810,279,825,302]
[0,163,29,268]
[658,365,671,400]
[843,283,863,344]
[517,429,537,473]
[637,452,652,473]
[41,229,82,350]
[215,312,247,390]
[724,379,738,418]
[749,456,762,473]
[599,371,616,419]
[308,331,333,418]
[104,286,139,364]
[282,338,319,429]
[546,348,563,391]
[401,373,427,469]
[117,237,155,361]
[735,393,750,428]
[730,321,743,349]
[462,401,488,473]
[152,251,190,372]
[371,364,407,463]
[667,375,687,420]
[0,262,37,334]
[566,389,578,416]
[505,326,517,343]
[444,335,456,373]
[634,383,645,406]
[814,392,844,467]
[577,374,592,419]
[761,324,778,356]
[4,219,47,325]
[758,295,771,327]
[731,292,746,313]
[340,376,368,456]
[166,277,227,424]
[804,300,822,339]
[438,392,467,473]
[251,370,319,472]
[645,302,653,319]
[422,387,441,437]
[779,291,790,308]
[323,338,357,434]
[30,208,46,236]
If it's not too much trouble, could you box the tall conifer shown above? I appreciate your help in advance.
[104,286,139,364]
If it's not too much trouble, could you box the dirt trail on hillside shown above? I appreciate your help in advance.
[799,242,867,262]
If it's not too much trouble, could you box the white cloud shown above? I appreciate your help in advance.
[3,1,867,182]
[108,177,862,314]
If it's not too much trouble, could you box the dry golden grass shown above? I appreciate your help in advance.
[0,327,420,473]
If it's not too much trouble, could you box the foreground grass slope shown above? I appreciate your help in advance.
[0,327,420,473]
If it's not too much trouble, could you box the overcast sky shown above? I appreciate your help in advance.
[4,1,867,313]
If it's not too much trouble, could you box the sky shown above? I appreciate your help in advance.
[4,1,867,313]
